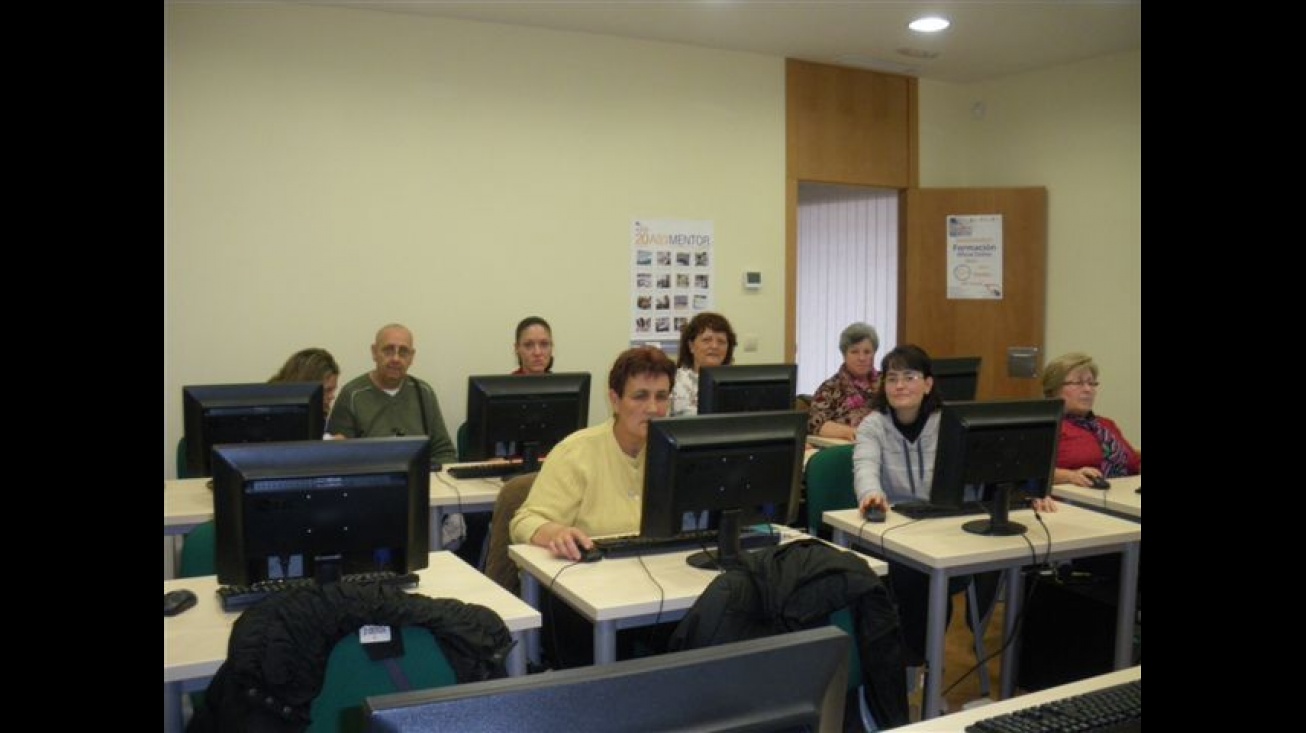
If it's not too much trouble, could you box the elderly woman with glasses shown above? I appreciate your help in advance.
[1041,352,1141,487]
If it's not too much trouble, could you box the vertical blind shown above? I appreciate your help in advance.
[796,184,899,395]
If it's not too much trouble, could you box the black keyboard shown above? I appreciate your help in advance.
[893,496,1032,520]
[216,571,421,612]
[592,529,781,559]
[965,679,1140,733]
[447,462,525,480]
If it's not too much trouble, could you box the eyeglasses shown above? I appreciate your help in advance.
[884,371,924,386]
[1062,380,1101,388]
[380,345,414,359]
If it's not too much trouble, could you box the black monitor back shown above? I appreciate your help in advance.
[464,372,591,462]
[182,381,325,477]
[366,626,852,733]
[698,363,798,414]
[930,356,982,402]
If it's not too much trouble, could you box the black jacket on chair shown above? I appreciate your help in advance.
[188,581,514,733]
[668,540,910,729]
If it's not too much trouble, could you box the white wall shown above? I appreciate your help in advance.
[165,4,1141,479]
[918,50,1142,448]
[164,3,786,477]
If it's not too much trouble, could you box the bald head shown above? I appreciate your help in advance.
[370,323,416,389]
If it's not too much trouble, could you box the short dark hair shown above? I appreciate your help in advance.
[608,346,676,396]
[869,344,944,414]
[676,312,737,369]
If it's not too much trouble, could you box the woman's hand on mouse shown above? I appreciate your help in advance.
[532,522,592,561]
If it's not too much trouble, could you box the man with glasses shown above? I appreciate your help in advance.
[327,322,457,468]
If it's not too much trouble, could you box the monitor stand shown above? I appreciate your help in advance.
[962,483,1029,536]
[686,509,748,571]
[314,554,344,584]
[519,442,542,474]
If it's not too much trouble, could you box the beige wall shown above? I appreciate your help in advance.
[165,4,1140,478]
[918,50,1141,448]
[164,3,787,477]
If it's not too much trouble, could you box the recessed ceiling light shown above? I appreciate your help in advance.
[908,16,950,33]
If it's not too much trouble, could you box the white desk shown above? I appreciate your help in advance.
[806,435,852,449]
[163,467,505,579]
[163,551,542,733]
[508,527,888,666]
[824,504,1141,720]
[1052,474,1141,520]
[891,665,1140,731]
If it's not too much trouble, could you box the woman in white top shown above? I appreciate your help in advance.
[669,311,737,416]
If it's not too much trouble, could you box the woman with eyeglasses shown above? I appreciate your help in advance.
[852,344,1056,666]
[1041,352,1140,487]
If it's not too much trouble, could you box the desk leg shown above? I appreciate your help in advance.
[831,528,850,548]
[519,570,541,666]
[1114,542,1141,668]
[506,632,526,676]
[430,506,445,552]
[165,535,179,580]
[922,570,949,719]
[594,620,617,665]
[165,681,183,733]
[999,568,1025,699]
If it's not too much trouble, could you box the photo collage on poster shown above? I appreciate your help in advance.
[630,220,714,349]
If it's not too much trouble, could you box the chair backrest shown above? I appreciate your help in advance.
[177,436,195,479]
[310,625,457,733]
[456,421,471,462]
[485,471,538,594]
[803,444,857,537]
[179,519,217,578]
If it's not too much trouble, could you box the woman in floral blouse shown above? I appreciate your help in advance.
[807,322,880,440]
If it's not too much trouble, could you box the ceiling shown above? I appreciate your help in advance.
[301,0,1142,84]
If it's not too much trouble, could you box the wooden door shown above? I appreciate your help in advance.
[901,188,1047,400]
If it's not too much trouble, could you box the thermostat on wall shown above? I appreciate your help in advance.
[743,271,762,290]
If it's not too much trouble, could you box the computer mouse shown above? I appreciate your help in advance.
[579,545,605,563]
[164,589,198,617]
[862,506,886,523]
[1087,475,1111,490]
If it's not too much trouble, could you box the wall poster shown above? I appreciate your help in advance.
[629,219,714,355]
[946,214,1004,300]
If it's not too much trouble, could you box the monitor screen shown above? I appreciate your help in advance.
[931,398,1064,537]
[211,437,431,585]
[182,382,325,477]
[931,356,982,402]
[366,625,851,733]
[464,372,591,471]
[642,410,806,569]
[697,364,799,414]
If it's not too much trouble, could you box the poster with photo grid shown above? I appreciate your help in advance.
[630,219,714,354]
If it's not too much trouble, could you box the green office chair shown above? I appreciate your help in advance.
[179,520,217,578]
[176,437,195,479]
[802,443,995,698]
[310,625,458,733]
[456,421,470,462]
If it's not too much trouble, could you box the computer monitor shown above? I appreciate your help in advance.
[182,381,325,477]
[697,363,799,414]
[931,356,982,402]
[366,626,852,733]
[642,410,806,569]
[464,372,591,471]
[211,437,431,585]
[931,398,1064,537]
